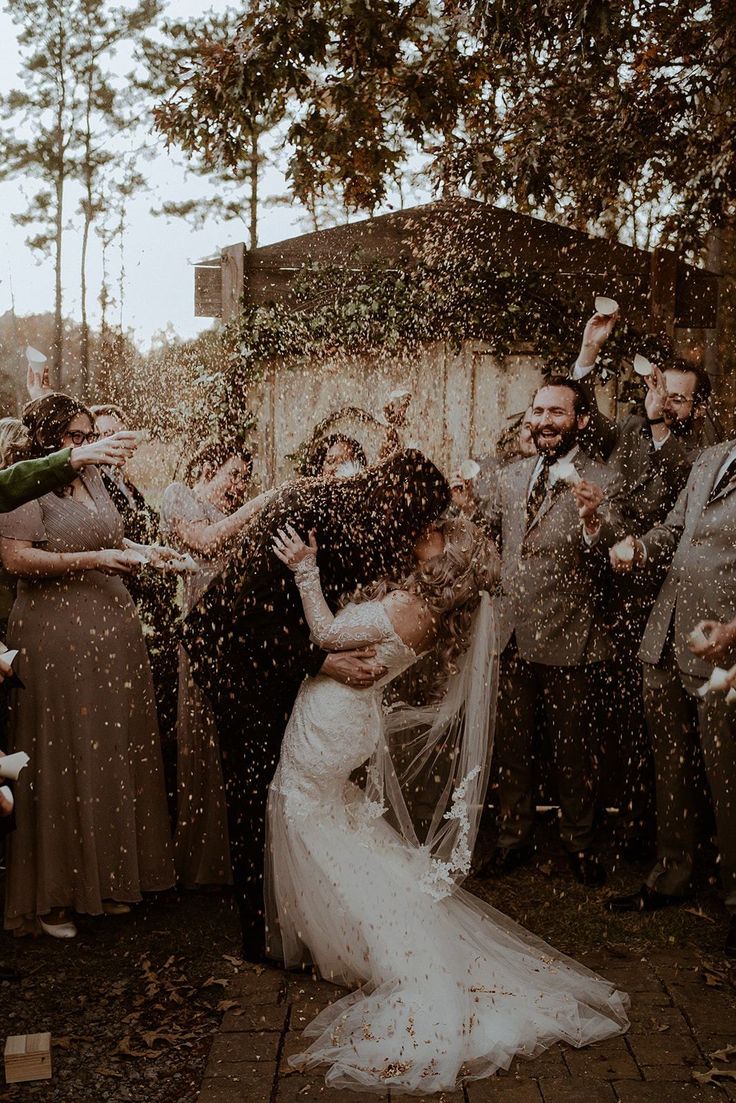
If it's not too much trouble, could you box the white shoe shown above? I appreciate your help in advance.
[39,917,77,939]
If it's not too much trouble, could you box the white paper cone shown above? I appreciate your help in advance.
[25,345,47,365]
[633,354,654,377]
[710,667,730,691]
[0,751,29,781]
[698,667,731,697]
[613,540,635,563]
[687,627,710,649]
[594,296,619,316]
[459,459,481,481]
[0,785,13,810]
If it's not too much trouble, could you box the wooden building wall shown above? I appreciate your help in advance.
[248,341,616,487]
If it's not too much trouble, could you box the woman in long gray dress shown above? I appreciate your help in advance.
[160,441,270,888]
[0,394,175,938]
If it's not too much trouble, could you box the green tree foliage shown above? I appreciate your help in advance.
[154,0,734,252]
[144,8,288,250]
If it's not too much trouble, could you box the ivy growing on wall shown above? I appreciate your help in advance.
[199,253,664,435]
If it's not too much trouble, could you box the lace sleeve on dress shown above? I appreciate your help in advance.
[293,558,393,650]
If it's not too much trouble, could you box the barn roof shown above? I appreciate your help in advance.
[196,197,719,333]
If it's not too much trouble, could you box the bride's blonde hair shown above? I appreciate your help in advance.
[348,515,499,670]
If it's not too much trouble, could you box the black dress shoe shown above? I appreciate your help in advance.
[606,883,683,913]
[475,845,533,879]
[568,851,606,888]
[726,917,736,958]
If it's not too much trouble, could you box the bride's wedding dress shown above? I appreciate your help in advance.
[265,559,629,1094]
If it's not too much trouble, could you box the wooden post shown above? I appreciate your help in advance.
[221,243,247,323]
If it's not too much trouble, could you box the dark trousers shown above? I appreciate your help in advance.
[643,651,736,911]
[212,682,298,956]
[496,642,598,853]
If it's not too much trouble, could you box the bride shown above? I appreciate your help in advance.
[267,515,629,1094]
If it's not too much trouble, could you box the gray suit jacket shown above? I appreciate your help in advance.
[575,372,694,534]
[488,451,623,666]
[639,440,736,676]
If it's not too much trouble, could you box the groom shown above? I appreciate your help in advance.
[183,450,450,961]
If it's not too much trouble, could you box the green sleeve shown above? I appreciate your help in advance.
[0,449,76,513]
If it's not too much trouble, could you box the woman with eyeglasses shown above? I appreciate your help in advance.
[0,393,174,939]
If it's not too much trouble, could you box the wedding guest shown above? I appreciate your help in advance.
[160,440,271,888]
[0,393,174,939]
[305,434,368,478]
[571,312,709,855]
[0,416,139,713]
[469,409,536,520]
[90,403,181,780]
[607,438,736,957]
[478,378,623,887]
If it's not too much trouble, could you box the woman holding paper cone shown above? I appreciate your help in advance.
[0,394,174,938]
[160,441,269,889]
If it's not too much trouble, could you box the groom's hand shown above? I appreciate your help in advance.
[320,648,387,688]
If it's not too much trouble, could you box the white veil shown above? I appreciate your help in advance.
[365,590,498,899]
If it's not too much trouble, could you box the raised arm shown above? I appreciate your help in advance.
[168,489,275,558]
[273,525,391,650]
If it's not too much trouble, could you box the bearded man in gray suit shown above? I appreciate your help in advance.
[478,377,624,887]
[607,439,736,957]
[570,312,712,857]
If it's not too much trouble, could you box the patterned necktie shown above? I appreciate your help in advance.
[526,456,553,526]
[708,454,736,503]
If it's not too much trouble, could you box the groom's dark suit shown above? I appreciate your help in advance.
[183,451,449,957]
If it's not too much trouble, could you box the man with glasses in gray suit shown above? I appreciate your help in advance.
[477,377,623,887]
[607,439,736,957]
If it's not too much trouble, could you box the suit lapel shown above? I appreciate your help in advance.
[702,442,735,510]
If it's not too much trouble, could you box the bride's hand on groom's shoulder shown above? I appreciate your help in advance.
[272,523,318,570]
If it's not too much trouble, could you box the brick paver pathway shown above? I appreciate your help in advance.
[197,945,736,1102]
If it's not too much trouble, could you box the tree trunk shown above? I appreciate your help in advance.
[79,64,94,401]
[249,128,259,250]
[80,203,91,398]
[53,167,64,388]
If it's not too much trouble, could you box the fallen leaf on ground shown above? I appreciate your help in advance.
[95,1066,125,1078]
[711,1044,736,1062]
[693,1069,736,1085]
[684,907,716,923]
[202,976,229,989]
[217,999,240,1012]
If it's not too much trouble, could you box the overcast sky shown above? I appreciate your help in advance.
[0,1,400,349]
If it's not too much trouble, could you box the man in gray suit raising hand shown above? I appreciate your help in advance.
[607,439,736,957]
[478,377,623,887]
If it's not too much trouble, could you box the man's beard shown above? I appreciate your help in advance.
[667,412,696,439]
[531,422,579,458]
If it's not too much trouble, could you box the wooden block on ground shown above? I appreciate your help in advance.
[4,1032,52,1083]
